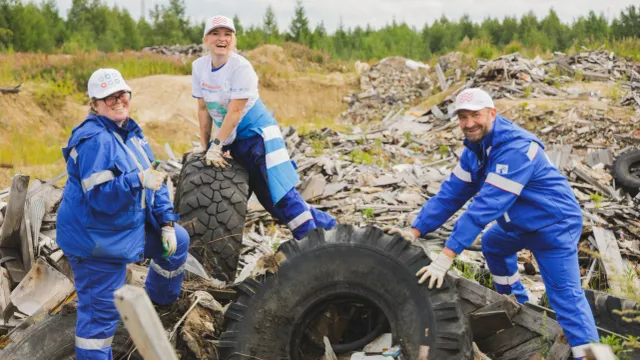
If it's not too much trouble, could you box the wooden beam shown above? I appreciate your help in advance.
[0,174,30,247]
[113,285,178,360]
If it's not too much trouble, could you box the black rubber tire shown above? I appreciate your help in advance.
[612,148,640,196]
[0,312,141,359]
[218,224,473,360]
[175,153,249,283]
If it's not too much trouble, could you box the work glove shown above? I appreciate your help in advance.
[416,252,455,289]
[382,225,417,242]
[205,142,230,168]
[141,168,167,191]
[161,227,177,258]
[188,144,206,155]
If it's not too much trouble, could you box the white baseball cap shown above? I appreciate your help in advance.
[451,88,495,117]
[203,15,236,36]
[87,68,131,99]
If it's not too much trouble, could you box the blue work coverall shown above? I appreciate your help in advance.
[57,113,189,360]
[412,115,598,358]
[211,98,336,239]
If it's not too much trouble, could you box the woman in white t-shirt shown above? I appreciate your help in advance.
[192,15,336,240]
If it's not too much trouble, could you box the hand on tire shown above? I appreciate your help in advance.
[382,225,417,242]
[141,168,167,191]
[205,142,230,168]
[188,144,206,155]
[416,252,454,289]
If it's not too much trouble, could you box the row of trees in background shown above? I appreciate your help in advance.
[1,0,640,60]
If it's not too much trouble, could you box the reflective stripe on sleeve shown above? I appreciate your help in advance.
[76,336,114,350]
[81,170,115,193]
[485,173,524,195]
[69,147,78,162]
[527,142,539,161]
[452,164,472,182]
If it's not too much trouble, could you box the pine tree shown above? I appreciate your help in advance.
[287,0,310,44]
[263,5,278,41]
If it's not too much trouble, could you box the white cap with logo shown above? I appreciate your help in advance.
[87,68,131,99]
[203,15,236,36]
[451,88,495,117]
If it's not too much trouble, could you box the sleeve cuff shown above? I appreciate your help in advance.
[126,172,143,190]
[444,219,484,254]
[161,213,180,223]
[230,93,253,100]
[411,217,430,237]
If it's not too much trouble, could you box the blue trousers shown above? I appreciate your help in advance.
[68,224,189,360]
[229,135,336,239]
[482,217,598,356]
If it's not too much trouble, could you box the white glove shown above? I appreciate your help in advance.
[161,227,177,258]
[382,225,417,242]
[416,252,455,289]
[141,168,167,191]
[189,144,206,155]
[205,142,230,168]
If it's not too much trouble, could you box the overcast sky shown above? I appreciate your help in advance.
[55,0,633,32]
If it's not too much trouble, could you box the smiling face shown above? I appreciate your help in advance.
[92,90,131,124]
[204,28,235,58]
[457,108,496,143]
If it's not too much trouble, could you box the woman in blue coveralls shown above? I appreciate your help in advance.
[56,68,190,360]
[192,15,336,239]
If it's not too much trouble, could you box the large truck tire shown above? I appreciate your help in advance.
[175,154,249,283]
[218,224,473,360]
[0,312,141,359]
[611,148,640,196]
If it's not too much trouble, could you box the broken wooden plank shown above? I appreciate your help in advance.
[0,248,25,285]
[435,63,449,91]
[476,324,539,357]
[0,268,10,313]
[0,174,30,248]
[585,149,614,168]
[114,285,179,360]
[572,166,620,200]
[0,83,21,95]
[470,310,514,341]
[592,227,636,294]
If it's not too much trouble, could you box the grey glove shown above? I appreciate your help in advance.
[141,168,167,191]
[205,142,230,168]
[382,225,417,242]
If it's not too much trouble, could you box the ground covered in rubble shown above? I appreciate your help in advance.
[1,46,640,359]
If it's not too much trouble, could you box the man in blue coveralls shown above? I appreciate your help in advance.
[384,88,599,359]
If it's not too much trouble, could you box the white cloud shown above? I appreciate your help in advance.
[54,0,632,33]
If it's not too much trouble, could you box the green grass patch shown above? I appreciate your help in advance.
[0,51,192,93]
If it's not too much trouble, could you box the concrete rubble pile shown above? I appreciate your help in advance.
[341,56,433,124]
[143,44,205,58]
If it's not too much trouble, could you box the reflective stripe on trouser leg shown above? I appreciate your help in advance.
[273,188,316,239]
[571,344,590,359]
[67,255,126,360]
[481,224,529,304]
[145,224,189,305]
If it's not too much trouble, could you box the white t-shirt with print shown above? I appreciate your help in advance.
[192,52,259,145]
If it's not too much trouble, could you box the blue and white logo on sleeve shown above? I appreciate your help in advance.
[496,164,509,174]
